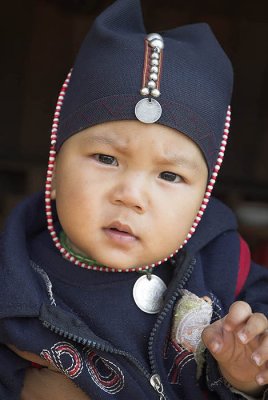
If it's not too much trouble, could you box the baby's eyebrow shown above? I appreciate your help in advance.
[155,153,200,171]
[82,134,201,171]
[81,134,128,150]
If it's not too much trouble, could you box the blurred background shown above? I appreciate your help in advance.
[1,0,268,265]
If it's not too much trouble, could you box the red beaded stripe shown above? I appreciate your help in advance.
[141,39,163,92]
[45,71,231,272]
[141,40,150,90]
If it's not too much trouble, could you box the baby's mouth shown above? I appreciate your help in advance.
[103,222,138,242]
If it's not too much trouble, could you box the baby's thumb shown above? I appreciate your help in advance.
[202,320,224,356]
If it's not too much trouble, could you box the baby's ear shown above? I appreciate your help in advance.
[50,163,56,200]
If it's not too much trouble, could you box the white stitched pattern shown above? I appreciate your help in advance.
[30,260,56,306]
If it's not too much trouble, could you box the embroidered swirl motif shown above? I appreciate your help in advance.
[51,342,83,378]
[40,341,125,394]
[84,349,125,394]
[168,341,194,384]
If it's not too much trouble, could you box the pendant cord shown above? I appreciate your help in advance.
[59,231,162,274]
[146,269,152,280]
[59,231,105,267]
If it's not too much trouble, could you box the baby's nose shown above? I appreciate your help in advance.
[110,174,149,213]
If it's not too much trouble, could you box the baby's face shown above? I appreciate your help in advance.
[52,120,208,269]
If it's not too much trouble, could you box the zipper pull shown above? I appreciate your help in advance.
[150,374,166,399]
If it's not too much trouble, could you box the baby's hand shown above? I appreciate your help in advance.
[202,301,268,397]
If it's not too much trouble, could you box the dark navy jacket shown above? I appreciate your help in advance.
[0,192,268,400]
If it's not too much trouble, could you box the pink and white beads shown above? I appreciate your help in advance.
[180,106,231,248]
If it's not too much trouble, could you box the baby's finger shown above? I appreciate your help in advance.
[224,301,252,332]
[252,331,268,366]
[237,313,268,344]
[256,367,268,386]
[202,320,224,354]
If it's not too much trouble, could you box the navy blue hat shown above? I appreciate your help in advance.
[56,0,233,174]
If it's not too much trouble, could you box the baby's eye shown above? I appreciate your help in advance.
[159,171,182,183]
[94,154,118,166]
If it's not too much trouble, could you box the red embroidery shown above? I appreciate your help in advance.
[40,341,124,394]
[41,342,83,379]
[84,349,124,394]
[168,341,194,384]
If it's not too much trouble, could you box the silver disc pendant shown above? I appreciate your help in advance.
[133,275,167,314]
[135,98,162,123]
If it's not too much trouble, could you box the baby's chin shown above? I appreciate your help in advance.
[90,252,166,271]
[66,236,176,270]
[92,254,172,271]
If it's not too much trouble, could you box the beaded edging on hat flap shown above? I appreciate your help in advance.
[45,69,231,273]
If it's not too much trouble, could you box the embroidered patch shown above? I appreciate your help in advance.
[171,289,213,378]
[40,341,124,395]
[46,342,84,378]
[84,348,125,394]
[168,340,194,384]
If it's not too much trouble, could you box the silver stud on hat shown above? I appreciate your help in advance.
[135,33,164,124]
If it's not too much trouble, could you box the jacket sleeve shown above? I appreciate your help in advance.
[237,260,268,316]
[0,344,31,400]
[206,350,268,400]
[205,255,268,400]
[231,236,268,314]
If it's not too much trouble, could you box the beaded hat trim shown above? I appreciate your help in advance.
[45,71,231,273]
[134,33,164,124]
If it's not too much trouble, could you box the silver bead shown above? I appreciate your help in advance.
[150,59,159,66]
[151,52,159,60]
[148,80,156,89]
[150,66,158,73]
[147,33,163,42]
[149,39,164,49]
[149,73,158,81]
[151,88,160,98]
[140,87,150,96]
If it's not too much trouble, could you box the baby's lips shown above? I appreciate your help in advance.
[106,221,137,238]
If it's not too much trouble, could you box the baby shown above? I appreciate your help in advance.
[1,0,268,399]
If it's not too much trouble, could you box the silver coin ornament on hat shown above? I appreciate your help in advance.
[135,33,164,124]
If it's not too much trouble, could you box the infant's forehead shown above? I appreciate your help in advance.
[63,120,202,150]
[59,120,207,172]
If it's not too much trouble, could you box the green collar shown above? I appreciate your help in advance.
[59,231,105,267]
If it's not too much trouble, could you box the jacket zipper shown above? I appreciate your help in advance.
[42,255,195,400]
[147,256,196,399]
